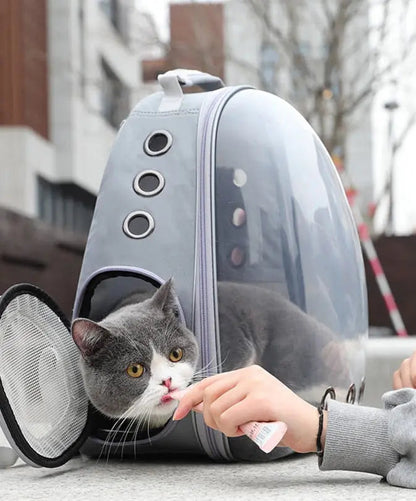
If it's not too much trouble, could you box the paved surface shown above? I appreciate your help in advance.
[2,337,416,500]
[1,450,414,501]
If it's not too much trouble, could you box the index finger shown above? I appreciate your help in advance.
[173,370,241,420]
[171,383,204,420]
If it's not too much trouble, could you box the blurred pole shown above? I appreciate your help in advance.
[384,98,399,235]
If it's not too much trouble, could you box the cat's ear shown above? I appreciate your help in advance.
[71,318,111,359]
[150,278,179,317]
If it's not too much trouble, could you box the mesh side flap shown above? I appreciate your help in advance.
[0,284,90,467]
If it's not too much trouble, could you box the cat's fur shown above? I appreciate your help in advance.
[215,282,345,392]
[72,279,344,431]
[72,279,198,429]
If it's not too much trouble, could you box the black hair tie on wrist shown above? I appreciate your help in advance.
[316,387,336,464]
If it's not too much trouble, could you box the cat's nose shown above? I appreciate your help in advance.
[162,378,172,389]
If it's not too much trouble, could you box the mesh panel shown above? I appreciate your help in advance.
[0,294,88,459]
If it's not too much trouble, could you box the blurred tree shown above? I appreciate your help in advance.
[234,0,416,232]
[237,0,415,153]
[379,100,416,234]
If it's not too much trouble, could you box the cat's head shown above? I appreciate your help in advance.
[71,279,198,428]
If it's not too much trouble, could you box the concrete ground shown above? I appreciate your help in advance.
[1,448,415,501]
[1,337,416,500]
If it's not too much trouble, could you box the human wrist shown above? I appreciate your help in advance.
[298,403,321,453]
[320,410,327,449]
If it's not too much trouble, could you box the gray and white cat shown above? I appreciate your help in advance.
[72,278,346,432]
[72,279,198,429]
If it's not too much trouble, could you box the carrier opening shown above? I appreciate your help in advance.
[78,270,160,321]
[76,270,184,449]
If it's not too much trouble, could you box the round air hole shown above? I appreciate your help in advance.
[233,169,247,188]
[144,130,173,156]
[123,211,155,239]
[133,170,165,197]
[230,246,246,267]
[232,208,246,227]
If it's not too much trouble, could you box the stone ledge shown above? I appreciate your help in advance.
[362,337,416,408]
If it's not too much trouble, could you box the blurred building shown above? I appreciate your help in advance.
[0,0,139,234]
[141,2,224,93]
[0,0,141,313]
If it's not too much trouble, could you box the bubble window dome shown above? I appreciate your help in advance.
[0,70,368,467]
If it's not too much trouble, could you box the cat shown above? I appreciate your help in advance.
[71,278,347,433]
[72,279,198,430]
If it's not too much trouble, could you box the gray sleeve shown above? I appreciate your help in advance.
[320,388,416,487]
[383,389,416,488]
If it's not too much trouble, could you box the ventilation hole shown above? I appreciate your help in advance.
[123,211,155,239]
[133,170,165,197]
[232,208,246,227]
[139,173,160,192]
[233,169,247,188]
[144,130,173,156]
[230,246,246,267]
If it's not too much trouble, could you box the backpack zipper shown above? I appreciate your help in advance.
[192,85,251,461]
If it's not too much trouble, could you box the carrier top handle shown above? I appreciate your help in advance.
[158,69,225,112]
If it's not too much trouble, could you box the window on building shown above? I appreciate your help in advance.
[37,177,96,235]
[100,58,129,129]
[260,42,279,92]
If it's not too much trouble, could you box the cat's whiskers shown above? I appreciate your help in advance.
[192,353,228,381]
[108,403,152,462]
[104,407,138,462]
[126,386,167,424]
[132,416,143,455]
[99,413,131,464]
[120,415,141,460]
[96,354,157,460]
[143,407,154,443]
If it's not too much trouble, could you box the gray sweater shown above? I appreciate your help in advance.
[320,388,416,488]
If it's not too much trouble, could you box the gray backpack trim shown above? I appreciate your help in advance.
[192,85,252,460]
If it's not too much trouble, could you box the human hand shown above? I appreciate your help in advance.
[393,350,416,389]
[173,365,325,454]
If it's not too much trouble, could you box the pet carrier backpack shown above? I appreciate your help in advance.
[0,69,367,467]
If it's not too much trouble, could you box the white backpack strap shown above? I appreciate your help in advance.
[158,69,224,112]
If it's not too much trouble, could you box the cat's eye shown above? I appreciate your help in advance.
[127,363,144,378]
[169,348,183,362]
